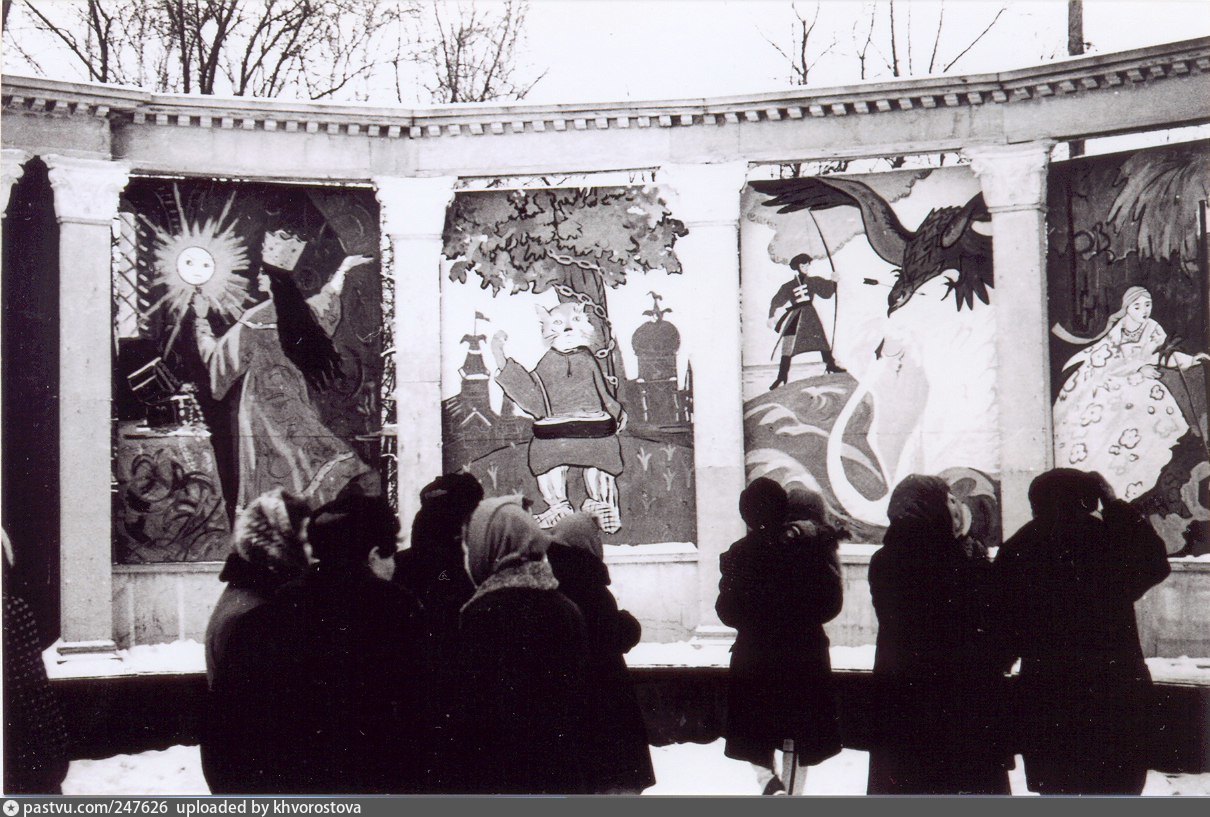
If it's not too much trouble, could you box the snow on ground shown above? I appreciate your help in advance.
[62,742,1210,797]
[45,640,206,680]
[63,746,210,796]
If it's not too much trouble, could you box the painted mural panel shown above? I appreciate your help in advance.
[1047,141,1210,555]
[113,179,386,563]
[440,186,695,545]
[741,166,1000,543]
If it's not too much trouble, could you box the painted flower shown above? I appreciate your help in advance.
[1125,482,1145,501]
[1080,404,1104,426]
[1154,416,1181,439]
[1119,428,1141,449]
[1151,385,1166,401]
[1108,444,1122,456]
[1089,344,1113,368]
[1069,443,1088,464]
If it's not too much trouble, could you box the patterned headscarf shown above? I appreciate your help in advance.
[232,488,309,579]
[463,495,553,587]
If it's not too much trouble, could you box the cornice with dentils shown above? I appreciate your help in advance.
[2,36,1208,140]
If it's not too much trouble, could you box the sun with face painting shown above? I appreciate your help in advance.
[144,188,252,326]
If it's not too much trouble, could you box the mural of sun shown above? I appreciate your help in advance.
[143,187,251,327]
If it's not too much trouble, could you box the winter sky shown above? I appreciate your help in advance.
[3,1,1209,105]
[518,0,1210,103]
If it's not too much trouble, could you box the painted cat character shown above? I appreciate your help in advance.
[490,302,627,533]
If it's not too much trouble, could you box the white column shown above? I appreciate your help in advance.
[373,176,457,540]
[43,154,130,660]
[1,149,30,215]
[965,142,1054,540]
[659,161,749,638]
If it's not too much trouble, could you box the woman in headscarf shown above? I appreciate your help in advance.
[452,496,591,794]
[1052,285,1209,501]
[716,479,845,795]
[204,487,309,686]
[201,487,308,793]
[996,468,1170,795]
[866,474,1013,795]
[549,513,655,794]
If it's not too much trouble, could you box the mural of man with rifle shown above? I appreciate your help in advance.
[767,253,845,390]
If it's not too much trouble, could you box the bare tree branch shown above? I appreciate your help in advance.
[928,0,945,73]
[942,5,1006,72]
[888,0,900,77]
[22,1,106,82]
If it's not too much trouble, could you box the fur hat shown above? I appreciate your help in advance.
[739,478,788,531]
[232,488,309,578]
[419,472,484,522]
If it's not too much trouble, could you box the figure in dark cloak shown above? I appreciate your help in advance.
[768,253,845,390]
[716,479,845,795]
[866,474,1014,795]
[995,468,1171,795]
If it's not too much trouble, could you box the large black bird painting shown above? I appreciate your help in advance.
[751,176,993,315]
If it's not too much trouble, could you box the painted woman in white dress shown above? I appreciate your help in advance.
[1053,286,1209,501]
[192,252,376,512]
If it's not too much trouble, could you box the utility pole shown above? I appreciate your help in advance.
[1068,0,1086,157]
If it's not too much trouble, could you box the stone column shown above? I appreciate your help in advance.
[965,142,1054,540]
[373,176,458,539]
[658,161,749,638]
[43,154,130,660]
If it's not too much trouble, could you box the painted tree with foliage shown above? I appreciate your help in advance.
[442,186,687,392]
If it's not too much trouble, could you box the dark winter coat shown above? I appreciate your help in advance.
[716,524,844,768]
[203,553,283,688]
[547,542,655,793]
[205,563,431,794]
[866,523,1014,795]
[3,590,69,794]
[392,545,475,649]
[452,578,592,794]
[996,497,1170,795]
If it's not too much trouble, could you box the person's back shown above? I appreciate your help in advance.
[392,474,482,648]
[204,489,309,689]
[866,475,1011,795]
[716,480,844,794]
[209,494,431,794]
[393,538,475,646]
[3,589,69,794]
[457,584,589,794]
[548,515,653,794]
[996,469,1170,795]
[264,563,428,793]
[452,496,591,795]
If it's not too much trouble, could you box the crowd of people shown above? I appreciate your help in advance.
[717,469,1170,796]
[2,464,1173,796]
[200,476,653,795]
